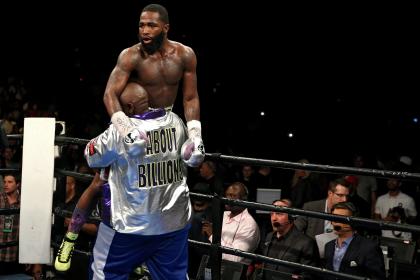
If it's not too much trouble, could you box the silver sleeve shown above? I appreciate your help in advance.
[85,126,119,168]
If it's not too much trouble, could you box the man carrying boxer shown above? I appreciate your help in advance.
[56,83,192,280]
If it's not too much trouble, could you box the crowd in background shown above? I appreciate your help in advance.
[2,75,420,279]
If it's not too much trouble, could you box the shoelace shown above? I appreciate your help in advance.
[58,238,75,262]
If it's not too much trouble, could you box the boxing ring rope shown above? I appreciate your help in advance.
[57,162,399,232]
[206,153,420,180]
[7,134,89,146]
[7,133,420,180]
[32,162,420,234]
[3,133,420,280]
[0,241,18,249]
[188,193,420,280]
[0,208,19,215]
[0,168,20,174]
[2,187,419,277]
[54,169,94,181]
[54,191,376,280]
[208,195,420,233]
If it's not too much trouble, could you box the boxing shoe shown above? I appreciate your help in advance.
[54,232,78,272]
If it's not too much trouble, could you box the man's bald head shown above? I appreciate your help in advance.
[120,82,149,116]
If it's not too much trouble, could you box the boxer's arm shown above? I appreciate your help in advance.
[182,46,200,122]
[104,48,137,137]
[75,172,104,211]
[180,47,205,167]
[104,49,133,115]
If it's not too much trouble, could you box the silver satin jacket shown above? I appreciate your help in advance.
[85,109,191,235]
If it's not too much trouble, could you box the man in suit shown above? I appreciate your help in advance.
[294,178,351,239]
[324,202,385,279]
[257,199,319,279]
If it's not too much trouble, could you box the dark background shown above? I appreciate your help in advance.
[1,1,418,164]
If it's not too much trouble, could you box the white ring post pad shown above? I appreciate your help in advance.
[19,118,55,264]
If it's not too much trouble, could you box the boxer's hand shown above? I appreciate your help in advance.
[111,111,134,138]
[111,111,148,157]
[181,120,205,167]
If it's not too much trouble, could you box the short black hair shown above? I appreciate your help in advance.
[142,4,169,24]
[227,182,249,200]
[329,177,351,193]
[331,202,358,217]
[3,173,21,183]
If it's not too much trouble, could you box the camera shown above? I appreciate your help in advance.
[387,206,406,223]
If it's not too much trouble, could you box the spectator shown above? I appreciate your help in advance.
[188,182,213,277]
[325,202,385,279]
[256,199,319,279]
[374,178,417,240]
[1,147,20,169]
[197,160,224,197]
[0,173,23,275]
[0,173,42,278]
[255,166,273,188]
[202,182,260,264]
[295,177,351,239]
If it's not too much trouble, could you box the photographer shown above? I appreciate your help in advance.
[374,178,417,240]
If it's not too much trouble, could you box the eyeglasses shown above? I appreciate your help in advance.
[334,192,348,198]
